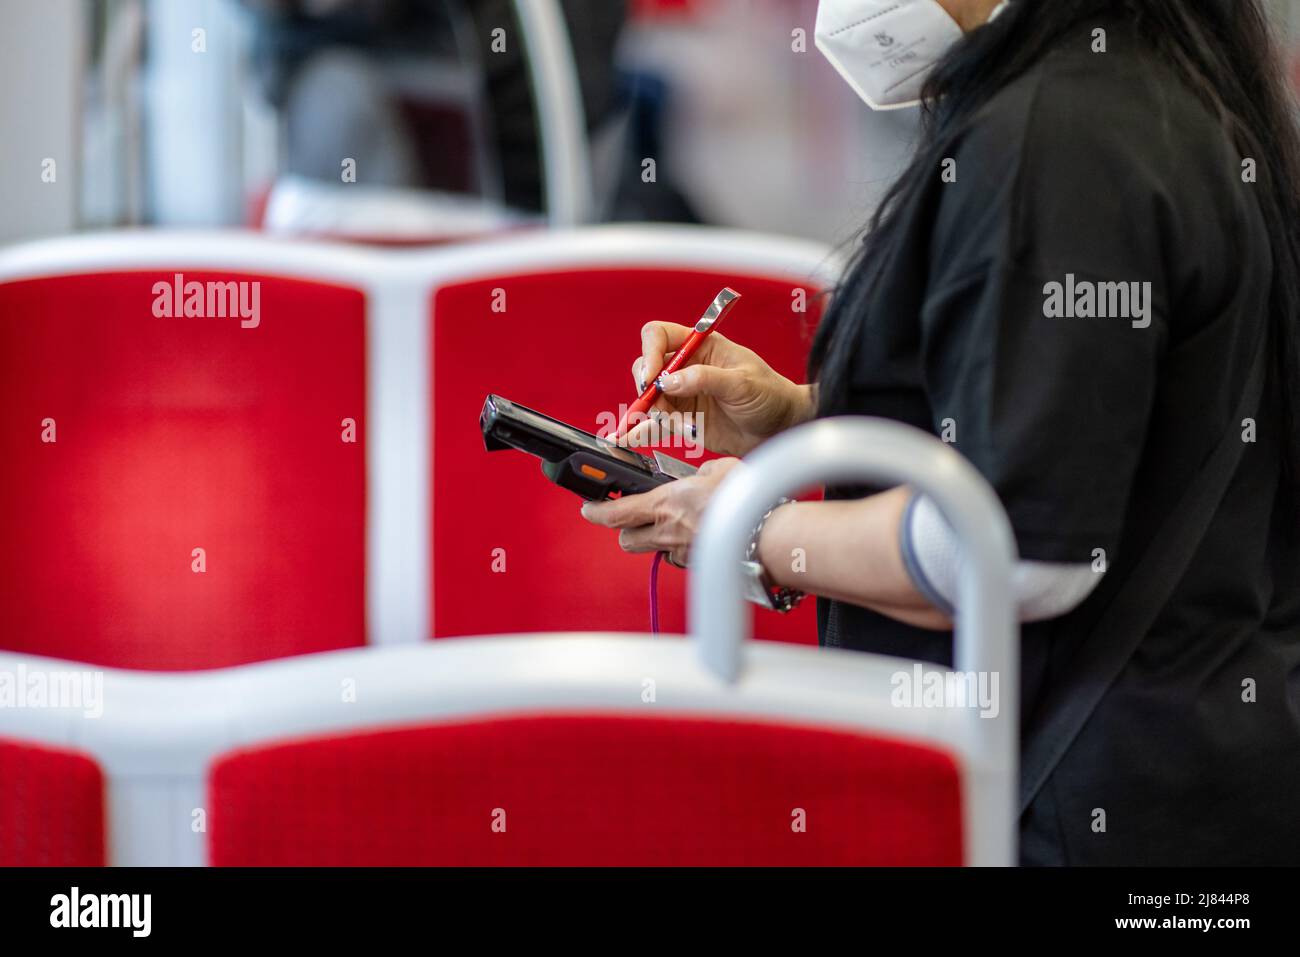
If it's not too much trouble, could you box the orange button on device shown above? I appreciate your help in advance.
[580,464,607,481]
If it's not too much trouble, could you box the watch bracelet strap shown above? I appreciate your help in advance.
[745,498,805,613]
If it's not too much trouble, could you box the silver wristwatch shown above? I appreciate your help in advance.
[742,500,805,613]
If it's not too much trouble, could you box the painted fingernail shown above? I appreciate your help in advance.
[658,373,679,391]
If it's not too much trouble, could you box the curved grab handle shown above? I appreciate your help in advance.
[690,416,1018,690]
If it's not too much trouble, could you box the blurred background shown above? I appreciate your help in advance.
[1,0,1298,249]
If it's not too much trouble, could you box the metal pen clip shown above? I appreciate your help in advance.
[694,287,741,333]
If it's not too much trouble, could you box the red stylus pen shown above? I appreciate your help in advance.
[615,287,742,438]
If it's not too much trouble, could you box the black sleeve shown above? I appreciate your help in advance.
[918,76,1175,563]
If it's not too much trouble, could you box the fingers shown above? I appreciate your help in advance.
[657,363,744,401]
[622,415,659,449]
[622,402,686,448]
[639,322,694,384]
[616,525,664,554]
[610,531,688,566]
[581,495,671,554]
[579,483,686,555]
[579,487,663,529]
[630,352,675,394]
[611,520,691,561]
[627,540,688,565]
[582,468,721,562]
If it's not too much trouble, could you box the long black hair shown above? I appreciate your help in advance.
[808,0,1300,492]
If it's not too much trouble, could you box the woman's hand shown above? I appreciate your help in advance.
[580,464,951,629]
[623,321,815,458]
[578,458,740,568]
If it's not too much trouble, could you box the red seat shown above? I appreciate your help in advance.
[209,713,961,866]
[0,737,106,866]
[430,267,824,643]
[0,271,367,669]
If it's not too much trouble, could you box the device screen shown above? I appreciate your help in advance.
[500,399,656,472]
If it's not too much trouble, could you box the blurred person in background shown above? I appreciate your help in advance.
[238,0,700,231]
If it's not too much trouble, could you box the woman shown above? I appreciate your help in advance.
[581,0,1300,865]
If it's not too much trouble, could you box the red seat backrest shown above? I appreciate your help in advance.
[208,714,962,865]
[0,272,368,670]
[0,737,106,866]
[430,268,823,642]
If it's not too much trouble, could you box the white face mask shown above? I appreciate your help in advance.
[815,0,1008,111]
